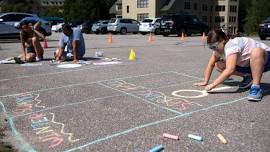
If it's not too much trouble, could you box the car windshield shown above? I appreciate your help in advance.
[109,19,116,23]
[161,16,173,22]
[142,19,153,23]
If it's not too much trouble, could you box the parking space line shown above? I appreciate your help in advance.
[0,102,37,152]
[0,62,138,82]
[12,94,125,119]
[10,79,198,119]
[97,82,183,115]
[64,97,247,152]
[0,71,183,98]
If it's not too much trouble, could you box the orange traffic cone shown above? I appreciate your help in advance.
[108,33,113,44]
[148,32,153,43]
[43,39,48,48]
[180,32,185,41]
[202,32,206,40]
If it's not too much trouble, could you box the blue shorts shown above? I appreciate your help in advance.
[26,47,35,54]
[236,51,270,74]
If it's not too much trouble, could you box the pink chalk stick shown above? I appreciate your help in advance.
[163,133,179,140]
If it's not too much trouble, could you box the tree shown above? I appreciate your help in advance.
[63,0,116,22]
[1,0,30,12]
[238,0,251,32]
[244,0,270,33]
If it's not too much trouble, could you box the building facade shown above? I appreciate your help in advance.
[111,0,239,33]
[39,0,64,6]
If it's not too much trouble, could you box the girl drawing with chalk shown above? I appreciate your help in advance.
[194,29,270,101]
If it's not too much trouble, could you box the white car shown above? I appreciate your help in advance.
[52,23,64,32]
[107,18,140,34]
[139,18,161,35]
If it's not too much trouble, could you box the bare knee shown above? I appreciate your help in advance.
[251,48,265,59]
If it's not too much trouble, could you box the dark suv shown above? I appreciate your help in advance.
[258,17,270,40]
[160,14,209,36]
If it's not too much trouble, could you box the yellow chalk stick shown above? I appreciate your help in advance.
[217,134,227,144]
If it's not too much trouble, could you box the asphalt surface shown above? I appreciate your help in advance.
[0,33,270,152]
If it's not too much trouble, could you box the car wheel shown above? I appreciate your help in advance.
[95,32,100,35]
[141,32,147,35]
[178,28,186,36]
[120,28,127,34]
[260,36,266,40]
[154,28,160,35]
[133,32,138,34]
[101,28,107,34]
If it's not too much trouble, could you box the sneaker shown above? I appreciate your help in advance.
[239,74,253,89]
[248,86,263,101]
[35,57,41,62]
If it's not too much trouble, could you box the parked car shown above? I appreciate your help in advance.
[258,17,270,40]
[159,13,209,36]
[52,23,64,32]
[80,20,95,34]
[0,22,20,39]
[0,12,51,36]
[91,20,109,34]
[107,18,140,34]
[139,18,161,35]
[41,16,63,26]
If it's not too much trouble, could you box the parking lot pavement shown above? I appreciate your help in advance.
[0,33,270,152]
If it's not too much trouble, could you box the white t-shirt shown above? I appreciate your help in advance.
[224,37,269,67]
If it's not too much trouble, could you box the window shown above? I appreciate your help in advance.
[137,0,149,8]
[229,16,237,22]
[137,13,149,21]
[194,3,197,10]
[215,16,225,23]
[127,5,129,13]
[216,5,225,12]
[1,14,16,22]
[230,5,237,12]
[202,16,207,22]
[116,4,122,11]
[184,2,190,9]
[202,4,208,11]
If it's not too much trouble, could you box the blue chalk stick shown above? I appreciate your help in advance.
[188,134,203,141]
[149,145,164,152]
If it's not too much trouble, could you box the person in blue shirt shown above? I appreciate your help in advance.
[54,24,85,63]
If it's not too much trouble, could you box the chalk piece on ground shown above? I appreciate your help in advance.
[21,63,43,67]
[163,133,179,140]
[93,61,122,66]
[188,134,203,141]
[56,64,82,68]
[217,134,227,144]
[78,60,91,65]
[149,145,164,152]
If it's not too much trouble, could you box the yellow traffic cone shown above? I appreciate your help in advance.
[129,49,136,61]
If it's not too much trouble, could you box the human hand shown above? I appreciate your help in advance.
[193,81,208,86]
[205,83,215,92]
